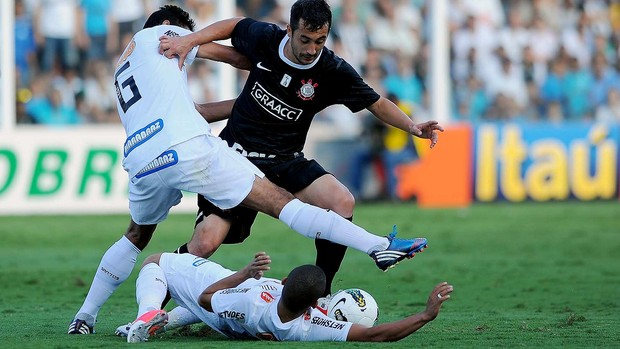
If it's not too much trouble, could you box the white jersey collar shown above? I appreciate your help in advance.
[279,35,321,70]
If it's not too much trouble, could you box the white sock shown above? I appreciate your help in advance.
[279,199,388,254]
[166,306,201,332]
[74,236,141,325]
[135,263,168,318]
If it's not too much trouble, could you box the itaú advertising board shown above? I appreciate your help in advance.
[0,126,197,215]
[397,123,619,207]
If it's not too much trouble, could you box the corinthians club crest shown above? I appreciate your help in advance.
[297,79,318,101]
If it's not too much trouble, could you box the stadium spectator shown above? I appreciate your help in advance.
[79,0,114,61]
[82,60,118,123]
[26,84,83,125]
[123,251,453,342]
[34,0,81,73]
[15,0,37,88]
[68,4,431,335]
[596,88,620,123]
[158,0,441,301]
[12,1,620,125]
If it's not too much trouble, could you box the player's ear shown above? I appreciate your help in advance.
[286,24,292,38]
[281,277,288,285]
[163,19,171,25]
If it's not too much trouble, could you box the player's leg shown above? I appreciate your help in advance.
[127,253,169,343]
[195,136,427,271]
[294,174,353,296]
[68,221,155,334]
[184,194,257,258]
[267,158,353,296]
[69,168,183,334]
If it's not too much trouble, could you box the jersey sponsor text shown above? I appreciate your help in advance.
[123,119,163,156]
[251,82,303,121]
[135,150,178,178]
[311,316,347,330]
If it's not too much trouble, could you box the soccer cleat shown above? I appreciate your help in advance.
[114,322,132,337]
[127,310,168,343]
[370,225,428,271]
[67,319,94,334]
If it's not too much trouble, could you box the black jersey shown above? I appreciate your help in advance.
[221,18,381,159]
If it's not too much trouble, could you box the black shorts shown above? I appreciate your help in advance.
[195,156,330,244]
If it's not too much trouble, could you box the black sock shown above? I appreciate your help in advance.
[174,243,189,254]
[315,216,351,296]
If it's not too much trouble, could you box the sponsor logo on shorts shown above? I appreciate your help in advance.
[192,257,209,267]
[124,119,163,156]
[135,150,178,178]
[311,317,346,329]
[230,142,276,159]
[251,82,303,121]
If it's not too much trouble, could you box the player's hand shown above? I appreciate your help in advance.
[243,252,271,280]
[159,35,193,70]
[423,281,453,320]
[409,121,444,149]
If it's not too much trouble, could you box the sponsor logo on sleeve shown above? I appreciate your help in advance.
[260,292,275,303]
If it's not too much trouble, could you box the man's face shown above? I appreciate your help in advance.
[287,19,329,65]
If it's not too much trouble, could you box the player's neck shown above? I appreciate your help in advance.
[277,301,304,323]
[282,42,299,65]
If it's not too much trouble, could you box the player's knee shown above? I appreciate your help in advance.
[191,239,219,258]
[189,227,221,258]
[332,190,355,217]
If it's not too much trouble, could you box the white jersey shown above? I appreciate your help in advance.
[114,25,208,178]
[159,253,352,342]
[208,281,353,341]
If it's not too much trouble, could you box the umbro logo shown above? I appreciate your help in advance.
[257,62,272,72]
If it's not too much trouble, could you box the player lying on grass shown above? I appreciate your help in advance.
[123,251,454,342]
[68,4,429,335]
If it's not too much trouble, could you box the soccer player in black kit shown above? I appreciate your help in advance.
[160,0,443,298]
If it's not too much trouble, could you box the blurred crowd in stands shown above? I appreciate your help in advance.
[13,0,620,126]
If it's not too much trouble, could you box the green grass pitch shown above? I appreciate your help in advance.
[0,201,618,348]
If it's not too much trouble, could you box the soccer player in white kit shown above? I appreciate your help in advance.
[68,5,428,335]
[125,251,454,343]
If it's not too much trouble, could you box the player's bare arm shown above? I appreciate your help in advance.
[346,282,453,342]
[160,17,245,69]
[197,42,251,70]
[198,252,271,312]
[195,99,236,123]
[367,97,444,148]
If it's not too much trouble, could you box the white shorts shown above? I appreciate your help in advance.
[128,134,264,225]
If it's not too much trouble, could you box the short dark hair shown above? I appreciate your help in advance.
[281,265,326,313]
[143,5,195,31]
[290,0,332,33]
